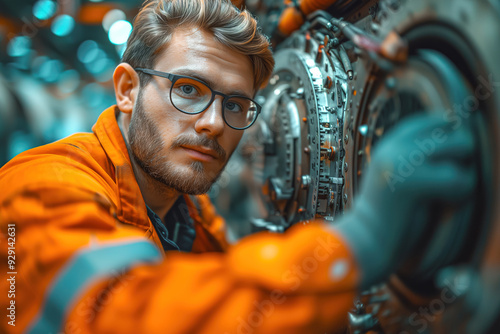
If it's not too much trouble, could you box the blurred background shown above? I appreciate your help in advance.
[0,0,260,240]
[0,0,143,166]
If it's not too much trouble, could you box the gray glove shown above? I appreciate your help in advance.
[334,113,476,290]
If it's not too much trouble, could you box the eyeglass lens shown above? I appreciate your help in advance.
[170,77,257,129]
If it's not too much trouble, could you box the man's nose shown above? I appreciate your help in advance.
[194,95,225,136]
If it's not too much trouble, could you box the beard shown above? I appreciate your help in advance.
[128,91,228,195]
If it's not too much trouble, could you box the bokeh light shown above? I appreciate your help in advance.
[108,20,132,45]
[7,36,32,57]
[51,15,75,37]
[32,55,49,77]
[102,9,126,32]
[77,40,100,64]
[83,49,107,73]
[38,59,64,83]
[33,0,57,21]
[94,61,116,82]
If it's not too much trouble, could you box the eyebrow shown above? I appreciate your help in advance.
[172,69,254,99]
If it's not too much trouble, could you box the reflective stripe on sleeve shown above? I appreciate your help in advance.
[27,239,162,334]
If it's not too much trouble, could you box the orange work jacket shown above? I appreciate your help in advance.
[0,106,359,334]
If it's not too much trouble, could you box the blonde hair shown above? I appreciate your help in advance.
[122,0,274,90]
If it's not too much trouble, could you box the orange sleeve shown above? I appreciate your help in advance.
[0,158,360,334]
[65,224,360,334]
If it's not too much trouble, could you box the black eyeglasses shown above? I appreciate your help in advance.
[135,68,261,130]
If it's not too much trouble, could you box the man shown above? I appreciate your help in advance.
[0,0,475,333]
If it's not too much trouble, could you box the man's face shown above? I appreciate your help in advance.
[128,27,254,194]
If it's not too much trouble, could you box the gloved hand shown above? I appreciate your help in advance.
[334,113,476,290]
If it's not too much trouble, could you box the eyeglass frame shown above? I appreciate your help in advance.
[134,68,261,130]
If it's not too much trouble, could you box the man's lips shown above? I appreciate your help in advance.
[181,146,219,162]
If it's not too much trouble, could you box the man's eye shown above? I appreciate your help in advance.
[226,102,243,113]
[180,85,195,94]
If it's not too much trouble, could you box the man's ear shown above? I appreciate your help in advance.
[113,63,140,114]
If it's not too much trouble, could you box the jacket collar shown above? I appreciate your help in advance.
[92,106,150,229]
